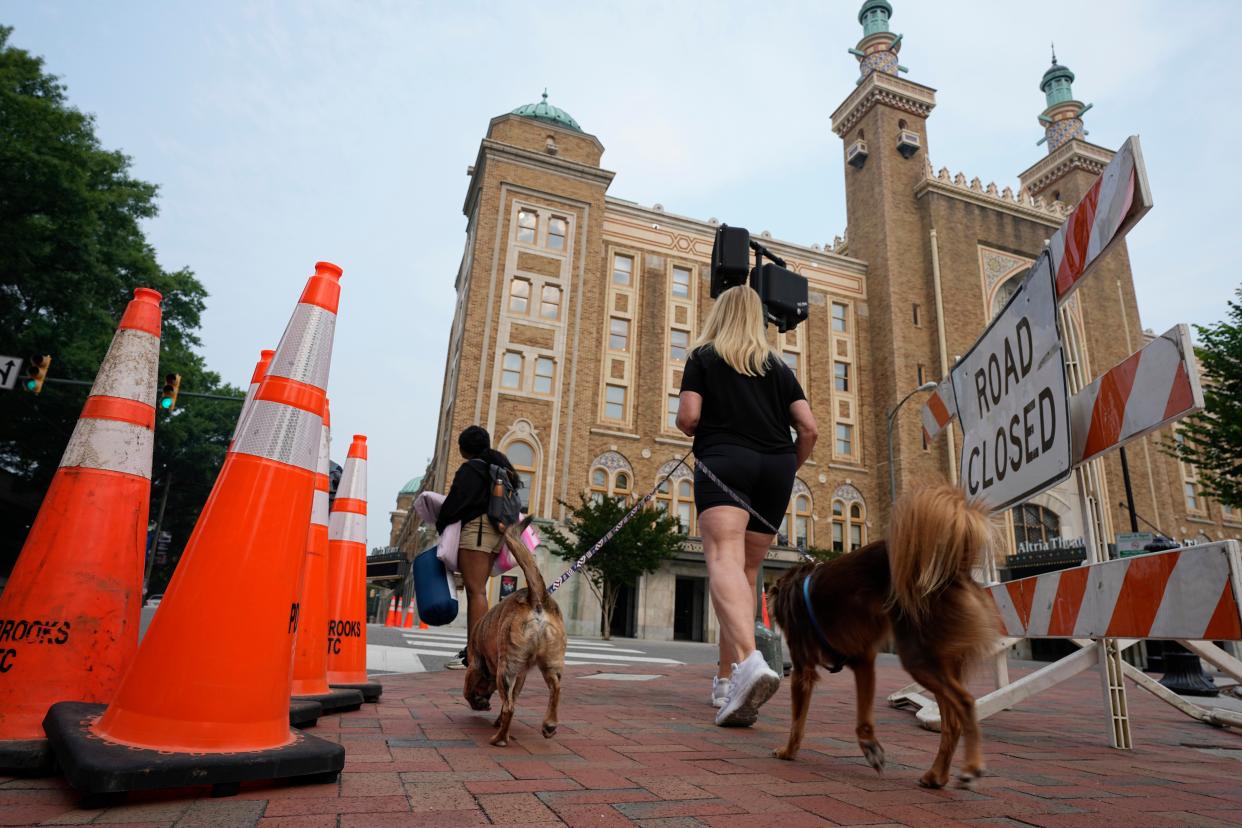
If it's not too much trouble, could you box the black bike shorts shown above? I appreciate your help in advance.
[693,445,797,535]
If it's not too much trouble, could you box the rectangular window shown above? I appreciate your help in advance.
[612,254,633,285]
[540,284,561,320]
[835,423,853,455]
[795,516,809,548]
[509,278,530,314]
[849,523,862,548]
[1185,482,1199,512]
[912,303,921,326]
[782,351,799,374]
[917,364,925,385]
[834,361,849,392]
[672,266,692,298]
[517,209,537,243]
[609,317,630,351]
[670,329,689,362]
[1224,504,1238,522]
[501,352,523,389]
[604,384,626,420]
[832,522,844,553]
[676,502,692,534]
[547,216,567,250]
[533,357,554,394]
[829,302,849,332]
[667,394,679,428]
[832,302,848,332]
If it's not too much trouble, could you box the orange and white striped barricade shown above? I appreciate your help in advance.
[0,289,162,774]
[898,542,1242,737]
[1070,325,1201,464]
[44,262,346,797]
[291,402,364,714]
[325,436,380,702]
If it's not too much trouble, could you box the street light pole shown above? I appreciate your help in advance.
[887,381,939,506]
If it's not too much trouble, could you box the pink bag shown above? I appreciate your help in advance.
[493,522,539,576]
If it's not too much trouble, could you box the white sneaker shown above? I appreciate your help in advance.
[715,651,780,727]
[711,676,730,709]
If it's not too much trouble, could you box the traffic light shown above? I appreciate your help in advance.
[24,355,51,394]
[159,373,181,411]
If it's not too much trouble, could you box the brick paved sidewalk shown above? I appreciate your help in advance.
[4,659,1242,827]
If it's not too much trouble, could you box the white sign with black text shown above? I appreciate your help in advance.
[0,355,23,391]
[952,254,1071,509]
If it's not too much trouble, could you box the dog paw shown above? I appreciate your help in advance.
[956,767,985,790]
[542,723,557,738]
[860,740,886,773]
[772,747,797,761]
[917,771,947,789]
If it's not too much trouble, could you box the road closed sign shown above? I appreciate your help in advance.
[952,253,1071,509]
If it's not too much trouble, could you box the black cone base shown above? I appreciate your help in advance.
[43,702,344,796]
[289,698,323,728]
[1159,651,1219,697]
[329,681,383,703]
[0,737,55,775]
[292,687,363,714]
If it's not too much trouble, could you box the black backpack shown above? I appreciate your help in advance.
[471,459,524,531]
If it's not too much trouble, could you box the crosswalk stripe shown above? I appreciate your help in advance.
[399,632,644,654]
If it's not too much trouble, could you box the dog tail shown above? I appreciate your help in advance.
[887,484,995,624]
[501,515,545,611]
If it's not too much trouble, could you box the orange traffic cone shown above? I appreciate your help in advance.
[229,348,275,448]
[290,400,362,714]
[0,289,162,774]
[761,590,772,630]
[419,618,429,631]
[401,602,415,629]
[325,435,380,701]
[44,263,346,797]
[384,597,398,627]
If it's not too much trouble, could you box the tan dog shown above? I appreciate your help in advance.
[463,515,566,747]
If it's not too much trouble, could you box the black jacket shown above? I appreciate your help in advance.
[435,449,516,533]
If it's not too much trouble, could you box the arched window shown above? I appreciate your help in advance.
[587,451,634,504]
[1011,503,1060,547]
[991,268,1030,319]
[506,440,536,511]
[779,479,813,548]
[830,484,867,554]
[655,460,696,535]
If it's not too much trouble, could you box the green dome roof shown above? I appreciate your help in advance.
[1041,60,1075,91]
[510,90,582,132]
[858,0,892,25]
[399,475,423,495]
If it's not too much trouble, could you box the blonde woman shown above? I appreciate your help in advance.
[676,286,818,727]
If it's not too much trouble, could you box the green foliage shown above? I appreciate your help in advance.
[0,27,241,582]
[804,545,845,564]
[542,494,683,638]
[1164,288,1242,510]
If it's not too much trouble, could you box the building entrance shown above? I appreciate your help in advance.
[674,576,707,642]
[608,581,638,638]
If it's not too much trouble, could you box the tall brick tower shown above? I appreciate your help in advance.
[1018,55,1167,542]
[831,0,941,525]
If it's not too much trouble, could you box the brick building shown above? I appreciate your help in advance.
[396,0,1236,642]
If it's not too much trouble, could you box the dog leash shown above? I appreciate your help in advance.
[546,449,814,594]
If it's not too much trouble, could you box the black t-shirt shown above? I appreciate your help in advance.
[679,346,806,455]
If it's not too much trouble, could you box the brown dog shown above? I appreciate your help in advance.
[463,515,567,746]
[768,484,998,789]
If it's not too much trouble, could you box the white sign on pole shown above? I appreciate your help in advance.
[0,355,23,391]
[952,254,1071,509]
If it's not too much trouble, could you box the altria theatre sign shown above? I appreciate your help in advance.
[923,136,1205,512]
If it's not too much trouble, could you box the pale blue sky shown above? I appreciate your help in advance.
[4,1,1238,547]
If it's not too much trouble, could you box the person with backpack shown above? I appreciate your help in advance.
[435,425,522,670]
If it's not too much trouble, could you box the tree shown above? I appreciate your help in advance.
[543,495,683,639]
[0,27,241,579]
[1164,288,1242,509]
